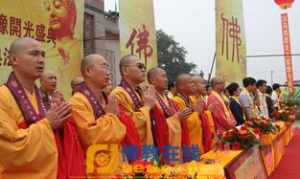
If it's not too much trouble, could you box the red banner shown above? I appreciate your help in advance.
[281,13,294,94]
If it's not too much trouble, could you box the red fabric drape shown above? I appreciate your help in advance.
[150,106,170,153]
[55,119,86,179]
[199,113,214,153]
[118,105,142,162]
[19,118,86,179]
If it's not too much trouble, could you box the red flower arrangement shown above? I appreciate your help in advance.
[274,106,297,123]
[245,117,279,135]
[218,126,260,150]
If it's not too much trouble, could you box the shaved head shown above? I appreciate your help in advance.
[71,76,83,85]
[8,37,45,80]
[119,54,139,75]
[119,54,146,85]
[147,67,168,91]
[192,75,206,95]
[80,54,110,89]
[176,73,195,95]
[41,70,56,81]
[192,75,205,84]
[81,54,106,76]
[176,74,191,88]
[211,77,224,88]
[40,70,57,93]
[211,77,225,92]
[147,67,164,83]
[9,37,41,56]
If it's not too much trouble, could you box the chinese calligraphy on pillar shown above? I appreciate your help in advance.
[216,0,246,83]
[281,13,294,94]
[119,0,158,70]
[126,25,154,67]
[221,14,242,63]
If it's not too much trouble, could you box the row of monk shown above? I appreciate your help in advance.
[0,37,284,179]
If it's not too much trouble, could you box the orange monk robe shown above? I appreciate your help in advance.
[0,86,58,179]
[69,92,126,175]
[111,87,153,145]
[207,91,236,134]
[190,96,216,152]
[172,96,204,154]
[152,95,182,151]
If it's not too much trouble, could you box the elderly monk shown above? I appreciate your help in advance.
[147,67,190,163]
[172,74,205,159]
[111,55,156,161]
[207,77,236,134]
[0,38,71,179]
[40,70,62,109]
[69,54,126,176]
[71,76,84,93]
[191,75,216,152]
[40,71,85,179]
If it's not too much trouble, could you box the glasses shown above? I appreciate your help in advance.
[124,63,146,70]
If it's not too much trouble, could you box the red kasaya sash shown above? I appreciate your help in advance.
[6,73,85,179]
[199,112,214,153]
[118,80,146,162]
[150,106,170,153]
[151,94,176,153]
[73,82,106,118]
[118,105,142,162]
[55,119,86,179]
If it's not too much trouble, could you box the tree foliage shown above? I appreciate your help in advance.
[156,30,196,82]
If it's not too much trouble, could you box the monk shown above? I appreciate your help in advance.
[207,77,236,134]
[111,55,156,161]
[71,76,84,92]
[147,67,191,163]
[69,54,126,176]
[40,71,61,109]
[40,71,86,179]
[0,38,71,179]
[191,75,216,152]
[172,74,205,157]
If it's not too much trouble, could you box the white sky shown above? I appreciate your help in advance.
[105,0,300,84]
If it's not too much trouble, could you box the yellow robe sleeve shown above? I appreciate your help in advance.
[165,114,182,148]
[172,96,204,154]
[0,85,57,179]
[205,111,216,135]
[111,87,153,145]
[69,92,126,148]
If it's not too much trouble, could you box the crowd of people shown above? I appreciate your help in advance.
[0,37,286,178]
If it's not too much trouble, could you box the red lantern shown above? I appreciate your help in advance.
[274,0,295,9]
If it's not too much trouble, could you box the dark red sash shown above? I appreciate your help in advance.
[118,80,145,162]
[6,73,85,179]
[176,93,193,108]
[119,80,144,110]
[199,113,214,153]
[73,82,105,118]
[5,73,46,127]
[151,94,176,152]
